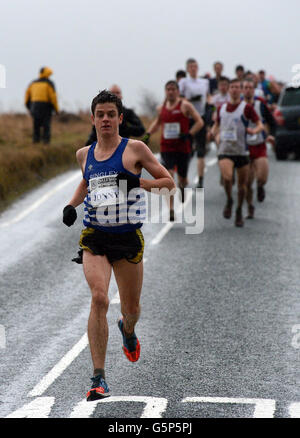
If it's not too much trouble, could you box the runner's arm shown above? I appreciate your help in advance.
[133,141,175,192]
[183,101,204,135]
[210,120,220,143]
[246,119,264,135]
[145,105,163,135]
[66,147,89,207]
[245,105,265,135]
[67,178,88,208]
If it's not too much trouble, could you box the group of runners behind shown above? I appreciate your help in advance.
[62,58,280,401]
[145,58,278,227]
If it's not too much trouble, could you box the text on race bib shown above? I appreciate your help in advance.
[163,123,180,140]
[89,175,124,207]
[221,127,238,143]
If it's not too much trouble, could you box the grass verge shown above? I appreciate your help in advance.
[0,112,159,213]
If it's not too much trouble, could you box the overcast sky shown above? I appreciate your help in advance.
[0,0,299,113]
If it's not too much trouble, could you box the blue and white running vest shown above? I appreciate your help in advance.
[83,138,146,233]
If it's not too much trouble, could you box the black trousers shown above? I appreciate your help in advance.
[30,102,53,143]
[32,113,52,143]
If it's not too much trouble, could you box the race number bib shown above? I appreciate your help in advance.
[163,122,180,140]
[221,127,238,143]
[246,133,258,145]
[89,175,124,207]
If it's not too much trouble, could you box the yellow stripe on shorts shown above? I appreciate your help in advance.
[128,229,145,264]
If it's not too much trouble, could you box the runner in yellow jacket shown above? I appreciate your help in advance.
[25,67,59,144]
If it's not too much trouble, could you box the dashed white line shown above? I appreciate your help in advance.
[182,396,276,418]
[151,157,217,245]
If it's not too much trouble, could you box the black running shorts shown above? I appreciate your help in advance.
[72,227,144,265]
[218,155,250,169]
[160,152,190,178]
[189,119,207,158]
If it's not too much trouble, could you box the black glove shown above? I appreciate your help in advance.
[63,205,77,227]
[116,172,140,194]
[179,132,193,142]
[141,133,151,145]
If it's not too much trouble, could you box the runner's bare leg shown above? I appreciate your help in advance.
[113,259,143,336]
[83,251,112,370]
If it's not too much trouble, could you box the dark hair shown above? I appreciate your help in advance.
[243,78,255,86]
[91,89,123,116]
[236,65,244,72]
[186,58,197,67]
[165,80,179,89]
[214,61,223,67]
[259,70,265,75]
[176,70,186,80]
[219,76,230,83]
[40,67,45,74]
[230,78,241,85]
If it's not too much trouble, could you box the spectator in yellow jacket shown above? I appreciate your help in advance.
[25,67,59,144]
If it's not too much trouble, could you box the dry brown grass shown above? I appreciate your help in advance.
[0,112,160,212]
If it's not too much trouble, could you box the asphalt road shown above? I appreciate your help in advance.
[0,147,300,419]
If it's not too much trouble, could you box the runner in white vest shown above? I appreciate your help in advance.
[211,79,264,227]
[179,58,211,188]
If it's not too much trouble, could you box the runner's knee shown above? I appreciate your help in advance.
[91,288,109,311]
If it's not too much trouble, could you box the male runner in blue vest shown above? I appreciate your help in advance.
[62,90,175,401]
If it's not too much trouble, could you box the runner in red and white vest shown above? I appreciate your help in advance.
[242,78,277,218]
[211,79,264,227]
[145,80,204,221]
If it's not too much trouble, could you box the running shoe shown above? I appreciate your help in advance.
[117,318,140,363]
[257,185,265,203]
[247,204,255,219]
[86,374,110,401]
[235,207,244,227]
[223,198,233,219]
[196,178,204,189]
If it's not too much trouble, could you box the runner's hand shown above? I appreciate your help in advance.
[117,172,140,194]
[63,205,77,227]
[266,135,275,146]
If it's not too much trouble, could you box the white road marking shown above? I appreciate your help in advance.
[289,402,300,418]
[28,333,88,397]
[0,171,81,228]
[6,397,55,418]
[291,325,300,349]
[182,396,276,418]
[69,396,168,418]
[150,189,193,246]
[150,157,217,246]
[0,324,6,349]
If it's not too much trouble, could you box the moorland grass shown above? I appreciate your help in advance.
[0,112,159,212]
